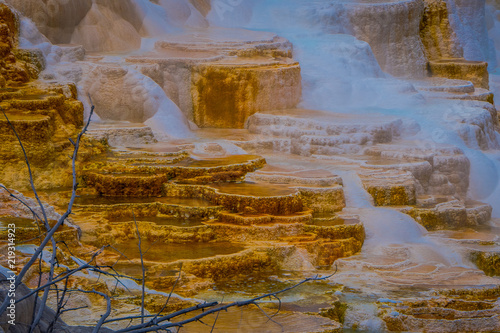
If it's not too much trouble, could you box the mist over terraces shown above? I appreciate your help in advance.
[1,0,500,332]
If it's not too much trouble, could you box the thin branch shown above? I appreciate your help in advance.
[0,107,50,227]
[77,289,112,333]
[210,296,224,333]
[16,247,105,304]
[116,266,338,333]
[133,211,146,324]
[96,264,184,325]
[269,294,282,320]
[0,108,58,331]
[60,305,89,314]
[0,184,43,234]
[0,110,57,333]
[112,302,218,331]
[0,112,57,332]
[253,302,283,331]
[103,314,157,325]
[0,101,94,315]
[150,263,182,321]
[31,242,58,332]
[47,278,71,333]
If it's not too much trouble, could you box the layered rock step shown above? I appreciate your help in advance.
[246,109,406,156]
[359,168,417,206]
[86,121,158,146]
[163,183,303,215]
[117,27,302,128]
[76,145,363,287]
[72,192,361,284]
[244,107,477,200]
[412,77,494,104]
[84,150,266,196]
[398,199,493,230]
[304,0,427,77]
[429,218,500,276]
[364,142,471,198]
[246,166,343,187]
[428,58,490,89]
[179,308,343,333]
[380,294,500,332]
[0,189,80,244]
[153,27,293,58]
[0,84,83,166]
[374,218,500,328]
[73,195,223,222]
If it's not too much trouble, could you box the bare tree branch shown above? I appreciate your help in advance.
[77,289,112,333]
[0,107,50,227]
[16,246,105,304]
[210,296,224,333]
[115,266,338,333]
[0,184,43,233]
[0,100,95,316]
[1,90,341,333]
[253,302,283,331]
[0,107,58,332]
[101,264,183,326]
[133,212,146,324]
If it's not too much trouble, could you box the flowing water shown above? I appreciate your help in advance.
[233,0,500,249]
[7,0,500,331]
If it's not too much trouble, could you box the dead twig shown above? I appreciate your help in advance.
[116,265,338,333]
[133,211,146,324]
[0,100,94,317]
[76,289,112,333]
[210,296,224,333]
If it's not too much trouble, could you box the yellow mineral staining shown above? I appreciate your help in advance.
[298,187,346,213]
[192,63,301,128]
[0,5,88,190]
[319,301,348,324]
[13,48,45,72]
[83,154,264,182]
[399,200,492,230]
[129,294,195,315]
[439,286,500,300]
[0,3,34,85]
[70,134,362,288]
[365,184,415,206]
[0,4,47,84]
[0,83,87,188]
[304,224,365,244]
[14,223,66,244]
[85,173,170,197]
[359,168,417,206]
[306,238,364,267]
[0,4,365,325]
[420,0,463,61]
[428,59,490,89]
[301,224,365,266]
[380,296,500,332]
[97,222,216,245]
[163,183,304,215]
[404,206,467,230]
[470,251,500,276]
[419,0,493,98]
[218,210,313,226]
[181,249,276,280]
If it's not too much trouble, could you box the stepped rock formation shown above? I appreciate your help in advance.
[420,0,464,61]
[309,0,428,77]
[1,0,500,332]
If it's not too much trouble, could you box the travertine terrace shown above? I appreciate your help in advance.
[1,0,500,332]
